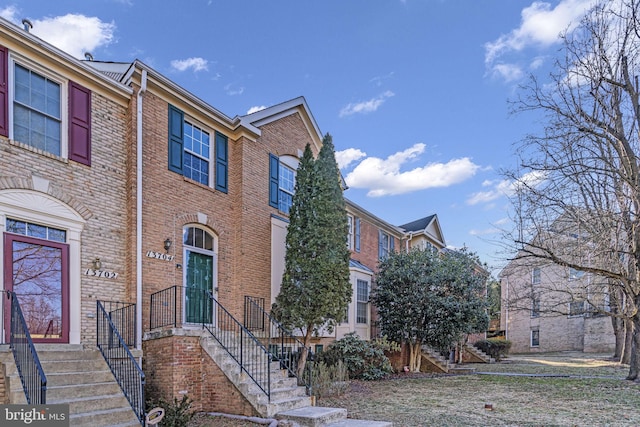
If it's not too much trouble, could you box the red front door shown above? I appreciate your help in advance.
[3,233,69,343]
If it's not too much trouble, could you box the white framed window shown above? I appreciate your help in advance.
[183,121,211,186]
[278,163,295,214]
[531,329,540,347]
[531,297,540,318]
[532,267,541,285]
[347,215,354,250]
[356,279,369,324]
[378,230,394,259]
[10,57,66,157]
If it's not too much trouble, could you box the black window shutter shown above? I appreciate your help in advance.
[168,104,184,173]
[215,131,228,193]
[269,153,279,208]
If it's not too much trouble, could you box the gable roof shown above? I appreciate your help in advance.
[399,214,446,248]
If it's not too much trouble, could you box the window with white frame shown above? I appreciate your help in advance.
[532,267,541,285]
[278,163,295,214]
[378,230,394,259]
[531,296,540,318]
[347,215,354,250]
[183,122,210,186]
[268,154,298,215]
[13,63,62,156]
[531,329,540,347]
[356,279,369,324]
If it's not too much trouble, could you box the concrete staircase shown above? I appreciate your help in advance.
[420,346,475,374]
[0,344,140,427]
[200,334,392,426]
[464,343,495,364]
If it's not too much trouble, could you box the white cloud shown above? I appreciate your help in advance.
[466,171,547,205]
[224,83,244,96]
[335,148,367,169]
[469,227,499,236]
[344,143,480,197]
[0,6,18,22]
[170,57,208,72]
[485,0,593,82]
[14,13,116,59]
[246,105,267,114]
[490,63,524,82]
[339,91,395,117]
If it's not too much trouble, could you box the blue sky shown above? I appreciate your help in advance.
[0,0,596,273]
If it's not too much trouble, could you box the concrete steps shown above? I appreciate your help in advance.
[464,343,495,363]
[201,333,393,426]
[277,406,392,427]
[0,344,140,426]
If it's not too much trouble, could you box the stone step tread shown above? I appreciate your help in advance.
[49,392,126,405]
[327,420,393,427]
[277,406,347,423]
[69,406,140,427]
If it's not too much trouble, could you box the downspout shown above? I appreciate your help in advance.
[136,69,147,350]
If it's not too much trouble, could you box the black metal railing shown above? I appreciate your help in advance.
[97,300,145,425]
[244,296,312,392]
[204,292,272,399]
[5,291,47,405]
[150,285,214,329]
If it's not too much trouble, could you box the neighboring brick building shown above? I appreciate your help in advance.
[500,252,615,354]
[0,18,133,347]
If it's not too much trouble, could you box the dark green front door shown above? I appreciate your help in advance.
[184,250,213,324]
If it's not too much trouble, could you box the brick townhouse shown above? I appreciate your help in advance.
[0,14,467,421]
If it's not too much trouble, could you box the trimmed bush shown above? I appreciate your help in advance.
[317,333,394,380]
[474,338,512,361]
[308,360,349,398]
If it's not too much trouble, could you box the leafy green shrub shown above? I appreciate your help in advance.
[474,338,512,361]
[146,394,194,427]
[308,360,349,398]
[317,333,394,380]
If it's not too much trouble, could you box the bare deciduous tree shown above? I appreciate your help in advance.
[504,0,640,380]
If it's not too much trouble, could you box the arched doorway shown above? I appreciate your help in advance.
[182,225,217,325]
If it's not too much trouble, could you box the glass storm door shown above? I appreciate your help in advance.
[4,233,69,343]
[184,250,213,324]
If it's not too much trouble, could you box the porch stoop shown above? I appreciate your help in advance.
[0,344,140,427]
[200,335,392,426]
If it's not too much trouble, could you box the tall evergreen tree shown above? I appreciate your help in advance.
[274,134,351,376]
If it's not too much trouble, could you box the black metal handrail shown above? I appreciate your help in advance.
[5,291,47,405]
[204,292,272,400]
[149,285,181,330]
[244,296,312,392]
[102,300,137,347]
[97,300,145,425]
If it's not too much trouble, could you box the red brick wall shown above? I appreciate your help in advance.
[143,334,257,416]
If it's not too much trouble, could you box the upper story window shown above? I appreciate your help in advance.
[346,216,361,252]
[568,300,585,317]
[378,230,394,259]
[532,267,541,285]
[183,122,210,186]
[531,297,540,318]
[0,46,92,165]
[569,267,585,280]
[14,64,62,155]
[168,104,228,192]
[269,153,299,215]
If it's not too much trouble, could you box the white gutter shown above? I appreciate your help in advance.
[136,69,147,350]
